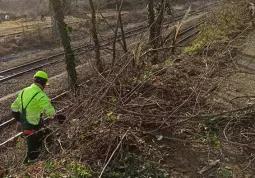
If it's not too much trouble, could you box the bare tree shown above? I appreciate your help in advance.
[116,0,128,53]
[112,0,125,68]
[89,0,103,73]
[50,0,71,39]
[48,2,57,36]
[49,0,78,92]
[154,0,165,47]
[147,0,166,64]
[148,0,156,46]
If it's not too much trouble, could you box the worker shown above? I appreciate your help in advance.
[11,71,56,164]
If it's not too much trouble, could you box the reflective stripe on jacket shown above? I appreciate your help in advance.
[11,84,56,125]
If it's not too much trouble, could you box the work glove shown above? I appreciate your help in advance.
[54,114,67,124]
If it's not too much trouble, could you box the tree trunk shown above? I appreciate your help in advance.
[49,2,58,39]
[117,0,128,53]
[89,0,103,73]
[148,0,166,64]
[148,0,156,45]
[51,15,58,37]
[155,0,165,47]
[153,0,165,64]
[49,0,78,92]
[112,0,124,68]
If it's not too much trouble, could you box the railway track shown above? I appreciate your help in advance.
[0,22,197,83]
[0,91,68,129]
[0,23,202,147]
[0,4,204,39]
[0,3,217,147]
[0,3,215,84]
[0,91,69,147]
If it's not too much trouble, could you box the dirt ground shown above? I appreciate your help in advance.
[215,31,255,109]
[114,27,255,178]
[119,29,255,177]
[2,1,242,177]
[163,29,255,177]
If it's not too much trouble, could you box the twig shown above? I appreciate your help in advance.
[117,0,128,53]
[111,0,124,69]
[90,93,255,120]
[240,154,255,172]
[198,160,220,174]
[223,138,255,150]
[57,139,65,152]
[223,118,235,142]
[99,12,124,49]
[98,129,129,178]
[140,46,175,57]
[44,131,55,155]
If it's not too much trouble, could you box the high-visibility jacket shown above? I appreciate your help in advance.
[11,84,55,127]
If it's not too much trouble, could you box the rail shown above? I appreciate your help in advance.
[0,3,216,83]
[0,3,217,147]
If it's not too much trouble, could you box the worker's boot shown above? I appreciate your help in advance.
[23,155,29,164]
[23,133,41,164]
[23,155,37,165]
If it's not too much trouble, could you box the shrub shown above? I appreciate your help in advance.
[185,0,248,54]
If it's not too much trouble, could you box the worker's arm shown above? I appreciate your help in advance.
[38,95,66,124]
[38,95,56,118]
[11,93,21,122]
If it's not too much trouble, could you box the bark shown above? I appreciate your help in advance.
[171,26,177,54]
[148,0,156,45]
[117,0,128,53]
[112,0,125,68]
[153,0,165,51]
[148,0,166,64]
[154,0,165,47]
[49,2,58,37]
[49,0,78,92]
[89,0,103,73]
[51,15,58,36]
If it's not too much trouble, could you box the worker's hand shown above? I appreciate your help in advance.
[54,114,67,124]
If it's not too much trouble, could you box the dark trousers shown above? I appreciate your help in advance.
[23,132,43,164]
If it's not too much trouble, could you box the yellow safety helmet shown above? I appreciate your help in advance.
[34,71,49,86]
